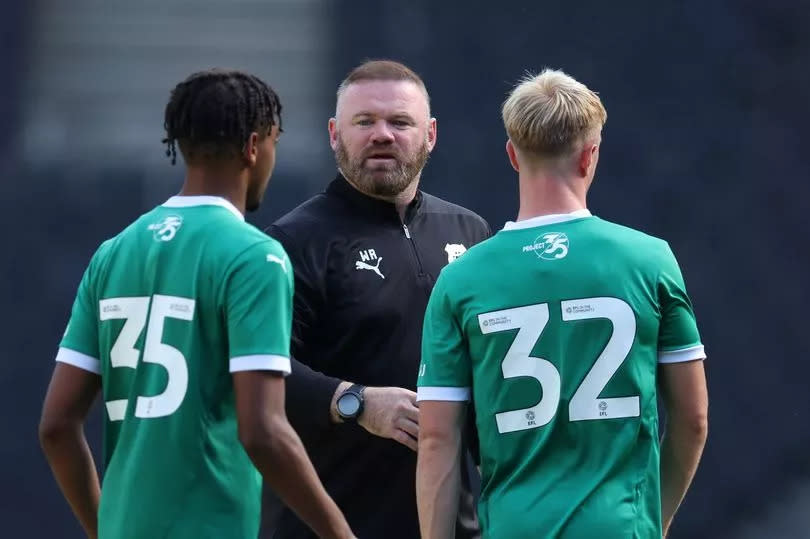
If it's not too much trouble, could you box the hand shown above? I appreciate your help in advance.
[358,386,419,451]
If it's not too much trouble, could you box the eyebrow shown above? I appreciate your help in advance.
[351,111,417,120]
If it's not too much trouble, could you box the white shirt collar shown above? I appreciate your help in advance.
[162,196,244,221]
[502,209,592,231]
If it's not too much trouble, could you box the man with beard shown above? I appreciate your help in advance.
[260,60,488,539]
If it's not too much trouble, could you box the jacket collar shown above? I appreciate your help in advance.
[325,173,423,223]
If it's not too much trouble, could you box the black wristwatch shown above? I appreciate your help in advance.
[336,384,366,422]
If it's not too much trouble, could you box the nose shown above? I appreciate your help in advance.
[369,120,395,144]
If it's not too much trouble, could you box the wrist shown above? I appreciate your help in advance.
[330,382,353,424]
[335,384,366,423]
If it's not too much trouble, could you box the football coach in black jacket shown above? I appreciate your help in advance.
[260,60,489,539]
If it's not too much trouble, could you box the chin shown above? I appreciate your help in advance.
[246,184,269,213]
[245,192,262,212]
[364,164,397,175]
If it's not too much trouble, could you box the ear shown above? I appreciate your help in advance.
[506,139,520,172]
[427,117,437,152]
[328,118,338,151]
[578,142,598,177]
[244,132,259,166]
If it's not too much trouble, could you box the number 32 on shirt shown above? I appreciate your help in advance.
[479,297,639,434]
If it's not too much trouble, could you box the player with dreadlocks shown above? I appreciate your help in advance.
[162,68,283,211]
[39,69,355,539]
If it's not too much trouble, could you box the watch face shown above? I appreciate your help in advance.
[338,393,361,417]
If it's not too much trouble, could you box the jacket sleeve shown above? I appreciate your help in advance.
[265,224,343,442]
[284,356,342,441]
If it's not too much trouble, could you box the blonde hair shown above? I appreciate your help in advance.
[502,68,606,158]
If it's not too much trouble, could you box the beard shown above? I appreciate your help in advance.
[334,134,430,198]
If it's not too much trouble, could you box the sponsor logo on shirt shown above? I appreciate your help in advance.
[481,315,511,328]
[169,302,192,314]
[355,249,385,279]
[565,303,594,315]
[266,254,288,273]
[522,232,569,260]
[148,215,183,242]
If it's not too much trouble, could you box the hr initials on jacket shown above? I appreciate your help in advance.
[355,249,385,279]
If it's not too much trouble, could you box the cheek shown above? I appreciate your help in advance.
[398,133,423,151]
[343,134,368,154]
[259,147,275,175]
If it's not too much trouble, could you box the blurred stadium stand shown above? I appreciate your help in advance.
[20,0,334,178]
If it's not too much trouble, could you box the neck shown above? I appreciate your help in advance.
[516,171,588,221]
[180,164,249,215]
[391,178,420,219]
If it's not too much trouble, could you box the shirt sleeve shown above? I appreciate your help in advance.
[57,257,101,374]
[224,241,294,374]
[417,271,472,401]
[657,244,706,363]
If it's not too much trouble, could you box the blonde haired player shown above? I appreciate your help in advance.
[416,69,708,538]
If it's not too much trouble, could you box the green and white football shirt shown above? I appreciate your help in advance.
[57,196,293,539]
[417,210,705,539]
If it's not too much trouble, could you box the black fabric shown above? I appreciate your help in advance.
[260,174,490,539]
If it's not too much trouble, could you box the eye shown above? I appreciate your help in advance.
[355,118,373,126]
[391,118,413,129]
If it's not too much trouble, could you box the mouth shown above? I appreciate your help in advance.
[364,153,399,168]
[365,150,398,160]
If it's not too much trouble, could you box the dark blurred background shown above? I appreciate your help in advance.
[2,1,808,537]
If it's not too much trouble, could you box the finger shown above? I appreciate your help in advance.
[393,429,418,451]
[401,401,420,423]
[397,416,419,439]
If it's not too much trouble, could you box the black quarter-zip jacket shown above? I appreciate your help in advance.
[261,175,490,539]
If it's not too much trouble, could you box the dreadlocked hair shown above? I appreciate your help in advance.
[162,68,283,165]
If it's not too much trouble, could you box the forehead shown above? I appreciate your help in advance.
[338,80,429,118]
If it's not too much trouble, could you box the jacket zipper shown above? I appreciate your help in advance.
[402,223,425,276]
